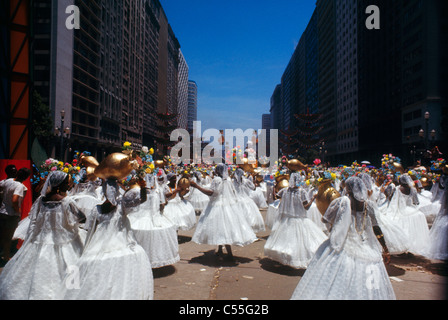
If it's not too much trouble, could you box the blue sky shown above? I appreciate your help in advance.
[160,0,317,132]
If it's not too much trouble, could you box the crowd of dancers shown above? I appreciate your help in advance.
[0,149,446,300]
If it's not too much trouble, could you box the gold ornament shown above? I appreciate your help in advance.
[315,179,341,216]
[392,162,405,174]
[287,159,307,172]
[94,153,139,180]
[154,160,166,169]
[178,177,191,197]
[274,174,290,193]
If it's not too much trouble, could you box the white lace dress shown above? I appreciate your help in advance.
[264,187,327,269]
[291,197,396,300]
[58,197,154,300]
[425,185,448,260]
[233,177,265,233]
[192,176,257,247]
[382,187,430,255]
[0,197,85,300]
[125,187,180,268]
[186,176,210,213]
[163,185,197,231]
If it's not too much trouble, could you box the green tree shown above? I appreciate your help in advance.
[31,91,53,155]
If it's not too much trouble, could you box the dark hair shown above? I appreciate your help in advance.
[5,165,17,178]
[16,168,31,182]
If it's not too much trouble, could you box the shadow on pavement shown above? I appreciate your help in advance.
[258,257,306,277]
[152,265,177,279]
[188,249,253,268]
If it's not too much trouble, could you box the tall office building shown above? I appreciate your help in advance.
[316,0,337,157]
[271,0,447,165]
[27,0,186,161]
[177,50,189,130]
[70,0,101,151]
[187,80,198,133]
[335,0,359,162]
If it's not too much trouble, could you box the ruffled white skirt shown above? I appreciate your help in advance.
[187,188,210,213]
[163,198,196,231]
[0,234,84,300]
[425,212,448,261]
[58,211,154,300]
[291,239,396,300]
[235,196,265,233]
[250,188,268,209]
[265,199,280,230]
[264,216,327,268]
[128,209,180,268]
[192,197,257,247]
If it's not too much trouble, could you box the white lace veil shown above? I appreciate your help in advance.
[40,171,68,197]
[234,168,244,184]
[289,172,302,188]
[215,163,228,179]
[399,174,414,188]
[358,172,373,191]
[101,178,120,206]
[345,176,367,202]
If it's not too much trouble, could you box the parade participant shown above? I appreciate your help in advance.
[125,174,180,268]
[359,172,409,255]
[425,166,448,260]
[232,168,265,233]
[249,174,269,210]
[0,171,85,300]
[0,164,18,262]
[382,174,430,256]
[264,170,327,269]
[191,164,257,260]
[291,176,395,300]
[186,171,210,214]
[0,168,31,261]
[59,155,154,299]
[163,172,196,231]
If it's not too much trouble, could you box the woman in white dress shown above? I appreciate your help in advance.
[425,172,448,260]
[291,176,396,300]
[125,175,180,268]
[382,174,430,256]
[250,175,269,210]
[163,173,196,231]
[232,168,265,234]
[264,171,327,269]
[186,171,210,214]
[358,173,409,255]
[59,177,154,300]
[191,164,257,260]
[0,171,85,300]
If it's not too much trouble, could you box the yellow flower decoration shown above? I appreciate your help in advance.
[123,141,132,147]
[149,148,154,155]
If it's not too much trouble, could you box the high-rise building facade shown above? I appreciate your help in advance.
[27,0,186,161]
[187,80,198,133]
[335,0,359,161]
[177,50,189,130]
[271,0,447,166]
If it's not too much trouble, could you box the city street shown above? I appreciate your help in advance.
[1,209,446,303]
[153,209,448,301]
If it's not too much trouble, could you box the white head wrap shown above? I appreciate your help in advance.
[41,171,68,197]
[399,174,414,188]
[358,172,373,191]
[234,168,245,184]
[345,176,367,202]
[215,163,228,179]
[101,178,120,206]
